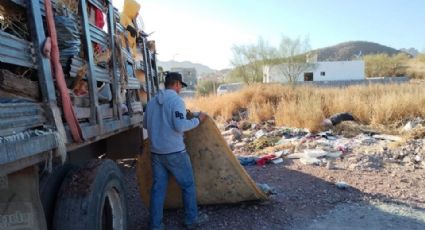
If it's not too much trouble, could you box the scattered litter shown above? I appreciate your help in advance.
[336,181,349,190]
[274,150,289,158]
[256,183,277,195]
[225,120,238,130]
[222,117,424,171]
[326,159,336,169]
[299,157,321,165]
[238,156,257,166]
[326,151,343,158]
[304,149,328,158]
[255,130,266,138]
[318,131,337,140]
[321,112,355,128]
[271,158,283,164]
[401,117,424,133]
[256,154,276,166]
[373,134,402,142]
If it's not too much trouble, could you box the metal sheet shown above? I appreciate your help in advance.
[69,57,111,83]
[0,31,35,68]
[0,103,43,119]
[88,0,105,11]
[0,133,57,164]
[89,24,109,46]
[126,77,141,89]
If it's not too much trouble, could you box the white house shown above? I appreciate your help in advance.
[263,60,365,83]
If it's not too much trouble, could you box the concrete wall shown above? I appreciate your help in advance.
[294,76,410,87]
[264,60,365,83]
[171,67,198,89]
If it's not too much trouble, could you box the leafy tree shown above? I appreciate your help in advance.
[196,79,221,96]
[363,53,409,77]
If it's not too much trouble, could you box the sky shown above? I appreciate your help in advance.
[114,0,425,70]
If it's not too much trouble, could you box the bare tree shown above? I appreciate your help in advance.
[273,36,316,83]
[230,37,277,84]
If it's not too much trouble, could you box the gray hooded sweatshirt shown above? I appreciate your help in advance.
[143,89,200,154]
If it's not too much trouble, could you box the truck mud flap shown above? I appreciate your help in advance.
[137,116,267,208]
[0,166,47,230]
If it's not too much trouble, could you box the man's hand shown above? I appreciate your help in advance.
[198,112,207,123]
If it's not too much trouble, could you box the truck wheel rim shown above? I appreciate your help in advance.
[102,186,124,230]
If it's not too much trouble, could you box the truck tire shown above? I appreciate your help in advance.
[52,159,127,230]
[39,163,75,230]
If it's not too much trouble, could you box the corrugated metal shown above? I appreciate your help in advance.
[0,132,57,164]
[88,0,105,11]
[117,23,125,34]
[126,77,141,89]
[69,57,111,83]
[89,24,109,46]
[0,31,35,68]
[0,103,46,131]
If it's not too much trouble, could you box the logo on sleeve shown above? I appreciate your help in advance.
[175,111,184,119]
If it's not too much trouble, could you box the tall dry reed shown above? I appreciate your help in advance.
[186,83,425,131]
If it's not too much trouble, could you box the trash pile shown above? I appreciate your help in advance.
[220,116,425,171]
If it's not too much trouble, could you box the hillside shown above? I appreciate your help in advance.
[315,41,405,61]
[157,60,217,76]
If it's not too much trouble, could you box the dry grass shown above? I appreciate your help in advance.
[186,82,425,132]
[407,59,425,79]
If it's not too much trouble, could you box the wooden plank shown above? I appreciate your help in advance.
[0,69,40,99]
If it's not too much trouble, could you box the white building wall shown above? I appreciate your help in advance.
[264,60,365,83]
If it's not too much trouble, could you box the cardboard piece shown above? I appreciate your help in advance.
[136,116,267,208]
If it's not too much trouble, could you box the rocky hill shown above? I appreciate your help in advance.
[157,60,216,76]
[315,41,405,61]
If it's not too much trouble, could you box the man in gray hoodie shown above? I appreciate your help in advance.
[143,72,207,229]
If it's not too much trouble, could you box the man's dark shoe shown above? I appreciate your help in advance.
[183,213,209,229]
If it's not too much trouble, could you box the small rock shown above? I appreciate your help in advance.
[400,178,408,183]
[414,155,421,162]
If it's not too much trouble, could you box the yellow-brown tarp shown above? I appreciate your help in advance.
[136,116,267,208]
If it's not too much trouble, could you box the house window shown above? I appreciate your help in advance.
[304,72,313,81]
[320,71,326,76]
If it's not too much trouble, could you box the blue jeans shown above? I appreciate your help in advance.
[149,151,198,229]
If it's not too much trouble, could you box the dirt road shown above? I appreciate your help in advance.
[122,159,425,229]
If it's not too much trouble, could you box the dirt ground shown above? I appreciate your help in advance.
[121,157,425,230]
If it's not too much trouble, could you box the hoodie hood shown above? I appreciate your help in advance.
[122,0,141,20]
[156,89,178,105]
[156,90,165,105]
